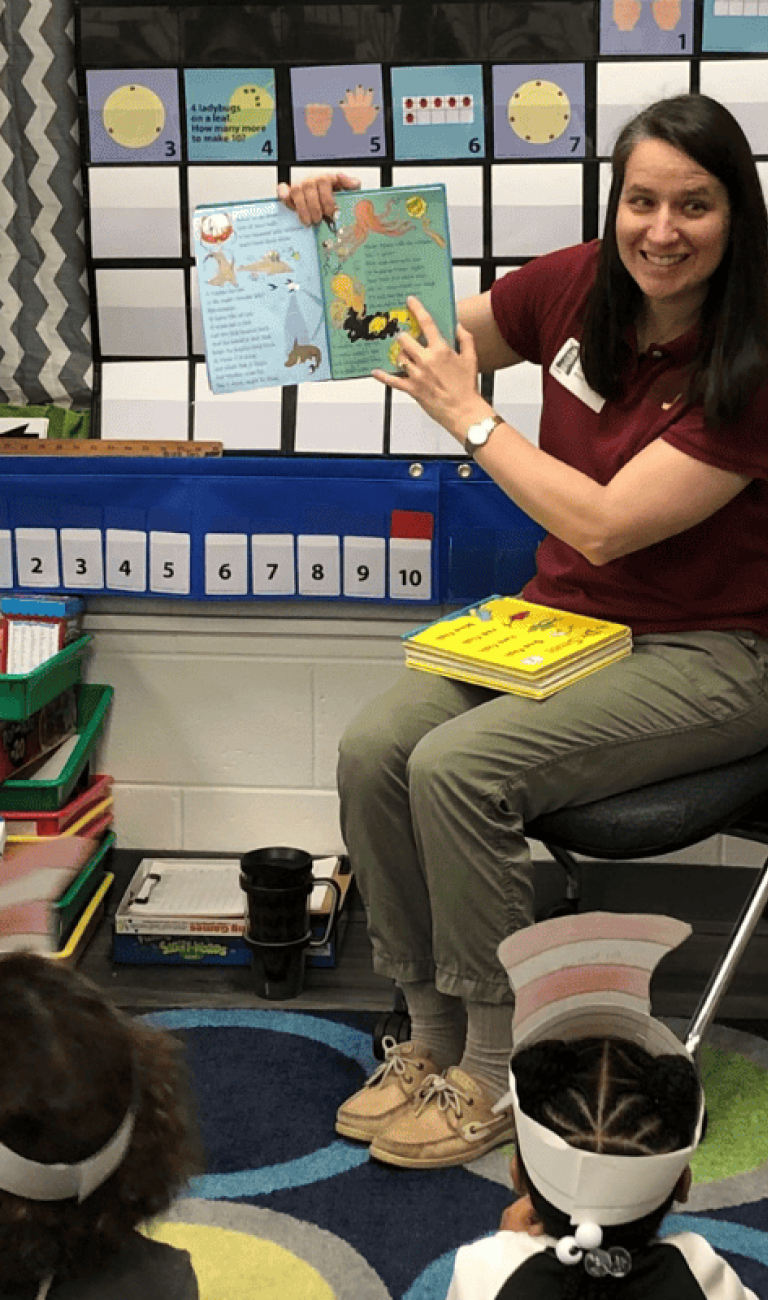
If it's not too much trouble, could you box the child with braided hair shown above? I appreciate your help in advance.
[447,914,758,1300]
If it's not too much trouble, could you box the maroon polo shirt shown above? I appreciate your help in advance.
[489,241,768,638]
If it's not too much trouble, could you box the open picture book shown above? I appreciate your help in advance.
[193,183,456,393]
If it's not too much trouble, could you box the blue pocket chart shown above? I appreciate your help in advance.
[0,458,542,607]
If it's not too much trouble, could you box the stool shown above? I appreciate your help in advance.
[527,743,768,1054]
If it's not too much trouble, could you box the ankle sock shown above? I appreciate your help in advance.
[399,982,466,1072]
[459,1001,515,1101]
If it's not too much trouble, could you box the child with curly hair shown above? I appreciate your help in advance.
[0,952,202,1299]
[447,913,758,1300]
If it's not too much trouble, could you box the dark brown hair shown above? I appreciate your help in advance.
[0,952,202,1292]
[580,93,768,428]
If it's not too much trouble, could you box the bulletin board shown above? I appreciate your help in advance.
[6,0,757,605]
[74,0,768,459]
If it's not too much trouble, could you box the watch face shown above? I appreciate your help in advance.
[468,418,493,446]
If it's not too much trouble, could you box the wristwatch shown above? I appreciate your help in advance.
[463,413,504,459]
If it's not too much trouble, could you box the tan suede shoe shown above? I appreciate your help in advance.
[368,1065,516,1168]
[335,1038,443,1143]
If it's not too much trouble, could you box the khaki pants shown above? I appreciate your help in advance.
[337,630,768,1003]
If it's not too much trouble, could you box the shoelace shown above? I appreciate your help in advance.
[414,1073,471,1119]
[365,1035,422,1089]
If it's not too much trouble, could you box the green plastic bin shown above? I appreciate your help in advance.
[0,683,113,811]
[0,635,92,721]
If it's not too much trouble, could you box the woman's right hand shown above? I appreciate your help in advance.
[277,173,361,226]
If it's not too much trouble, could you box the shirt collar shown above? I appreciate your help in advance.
[629,321,699,365]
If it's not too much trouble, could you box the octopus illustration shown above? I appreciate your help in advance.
[320,198,414,265]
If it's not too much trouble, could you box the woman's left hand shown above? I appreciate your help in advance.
[372,296,490,443]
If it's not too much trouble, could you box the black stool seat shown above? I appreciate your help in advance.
[526,745,768,858]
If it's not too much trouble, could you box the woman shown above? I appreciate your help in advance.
[280,93,768,1170]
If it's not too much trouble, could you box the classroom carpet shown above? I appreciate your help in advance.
[141,1008,768,1300]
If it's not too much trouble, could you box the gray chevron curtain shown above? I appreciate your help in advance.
[0,0,91,407]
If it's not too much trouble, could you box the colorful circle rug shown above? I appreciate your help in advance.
[141,1008,768,1300]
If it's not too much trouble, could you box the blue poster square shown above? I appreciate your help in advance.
[184,69,277,163]
[702,0,768,52]
[600,0,694,55]
[493,65,586,160]
[391,65,485,161]
[86,69,181,164]
[291,65,386,161]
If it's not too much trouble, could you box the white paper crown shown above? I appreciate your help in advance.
[0,1104,136,1203]
[494,912,705,1228]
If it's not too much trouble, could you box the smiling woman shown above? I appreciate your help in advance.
[280,95,768,1186]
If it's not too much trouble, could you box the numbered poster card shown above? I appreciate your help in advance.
[600,0,694,56]
[184,69,277,162]
[492,64,586,160]
[86,69,181,164]
[390,64,485,161]
[290,64,386,161]
[702,0,768,52]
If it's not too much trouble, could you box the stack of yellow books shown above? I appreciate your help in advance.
[403,596,632,699]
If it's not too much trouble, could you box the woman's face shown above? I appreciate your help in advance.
[615,137,731,319]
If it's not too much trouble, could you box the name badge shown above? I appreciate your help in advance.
[549,338,605,413]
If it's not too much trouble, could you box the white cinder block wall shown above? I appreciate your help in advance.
[83,604,765,870]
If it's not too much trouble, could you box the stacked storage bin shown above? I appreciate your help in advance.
[0,596,114,961]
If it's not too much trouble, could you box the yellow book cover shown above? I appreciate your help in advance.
[403,596,632,698]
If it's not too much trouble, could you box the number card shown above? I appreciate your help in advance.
[391,64,485,161]
[184,68,278,163]
[251,534,296,595]
[205,533,249,595]
[0,532,13,589]
[106,529,148,592]
[389,509,434,601]
[149,531,191,595]
[389,538,432,600]
[60,528,105,589]
[290,64,385,161]
[15,528,60,589]
[297,535,341,597]
[343,535,386,598]
[86,69,182,165]
[492,64,586,160]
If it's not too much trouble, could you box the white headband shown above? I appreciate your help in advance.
[0,1104,136,1203]
[494,912,705,1227]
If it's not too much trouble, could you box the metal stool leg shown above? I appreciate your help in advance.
[542,845,583,917]
[685,851,768,1056]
